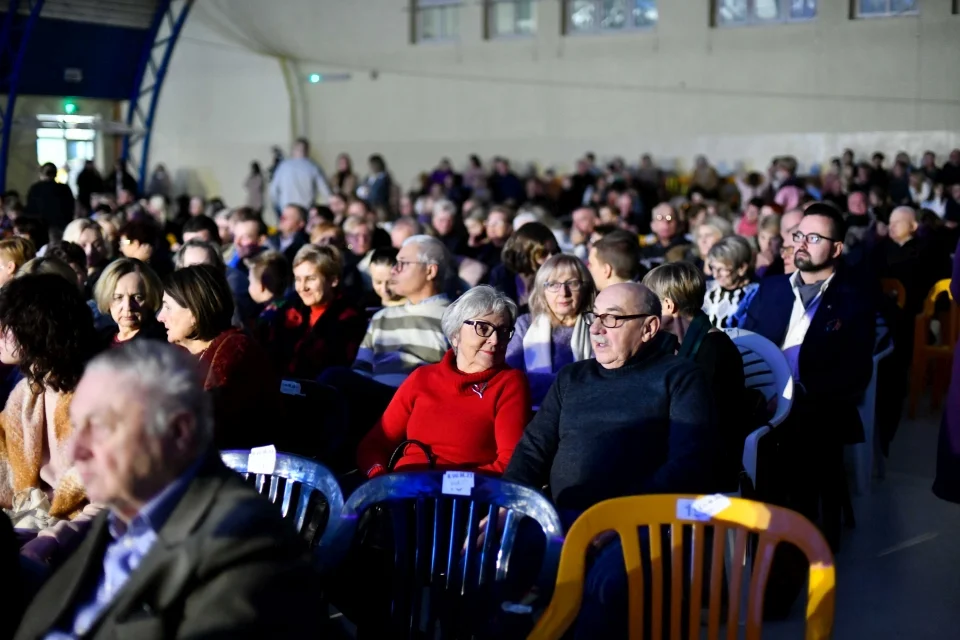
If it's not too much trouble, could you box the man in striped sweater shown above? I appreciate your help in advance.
[321,235,454,468]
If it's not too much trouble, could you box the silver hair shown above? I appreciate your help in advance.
[174,239,225,270]
[433,199,457,218]
[402,234,454,292]
[84,340,214,450]
[392,216,423,235]
[707,234,754,270]
[697,215,734,239]
[441,285,518,344]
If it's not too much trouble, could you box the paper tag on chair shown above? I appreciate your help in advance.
[280,380,305,396]
[248,445,278,475]
[676,499,711,521]
[686,494,732,520]
[441,471,475,496]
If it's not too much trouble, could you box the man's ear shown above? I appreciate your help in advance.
[169,412,198,455]
[424,263,439,282]
[643,315,662,341]
[831,241,844,260]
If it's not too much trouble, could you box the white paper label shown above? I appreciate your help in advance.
[676,498,711,522]
[691,494,732,518]
[280,380,303,396]
[248,445,277,475]
[441,471,475,496]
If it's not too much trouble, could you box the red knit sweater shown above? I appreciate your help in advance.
[357,350,531,475]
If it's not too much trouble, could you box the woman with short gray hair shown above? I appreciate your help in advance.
[703,235,758,329]
[357,285,530,477]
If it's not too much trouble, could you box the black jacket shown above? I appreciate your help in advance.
[14,453,326,640]
[25,179,74,231]
[503,333,718,517]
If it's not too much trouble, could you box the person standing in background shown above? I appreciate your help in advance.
[269,138,331,213]
[76,160,103,215]
[26,163,74,242]
[245,161,265,213]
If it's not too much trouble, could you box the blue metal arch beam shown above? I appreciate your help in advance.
[122,0,194,190]
[0,0,46,193]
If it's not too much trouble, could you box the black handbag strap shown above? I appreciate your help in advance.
[387,439,436,471]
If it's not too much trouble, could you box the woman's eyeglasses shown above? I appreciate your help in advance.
[544,279,582,293]
[583,312,651,329]
[463,319,514,340]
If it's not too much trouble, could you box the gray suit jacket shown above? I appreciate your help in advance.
[15,453,326,639]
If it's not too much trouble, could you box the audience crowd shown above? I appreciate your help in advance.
[0,141,957,638]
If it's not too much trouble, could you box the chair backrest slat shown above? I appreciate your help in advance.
[725,528,749,640]
[707,524,725,640]
[280,480,295,518]
[745,535,778,640]
[687,523,706,640]
[255,473,266,493]
[294,487,313,532]
[620,526,645,640]
[268,474,280,503]
[445,498,460,592]
[670,523,684,640]
[649,524,664,640]
[478,503,497,586]
[495,509,520,582]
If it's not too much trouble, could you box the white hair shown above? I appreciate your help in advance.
[85,340,214,450]
[433,199,457,218]
[402,234,454,292]
[63,218,102,244]
[441,285,518,344]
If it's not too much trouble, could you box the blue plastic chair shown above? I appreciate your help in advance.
[221,449,344,557]
[328,470,564,638]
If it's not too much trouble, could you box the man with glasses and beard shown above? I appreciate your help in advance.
[742,202,875,612]
[503,282,718,638]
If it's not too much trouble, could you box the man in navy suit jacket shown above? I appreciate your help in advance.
[742,203,875,553]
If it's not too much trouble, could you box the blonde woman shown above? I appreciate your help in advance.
[505,254,596,408]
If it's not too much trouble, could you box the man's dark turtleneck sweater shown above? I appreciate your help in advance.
[503,332,718,518]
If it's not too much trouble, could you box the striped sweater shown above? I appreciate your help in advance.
[352,294,451,386]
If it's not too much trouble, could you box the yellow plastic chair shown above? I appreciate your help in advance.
[528,494,835,640]
[909,279,957,417]
[880,278,906,310]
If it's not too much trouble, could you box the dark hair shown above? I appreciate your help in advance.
[803,202,846,242]
[94,203,114,216]
[591,223,620,240]
[748,197,766,210]
[369,246,398,268]
[181,215,221,244]
[592,229,642,281]
[45,241,85,269]
[368,154,386,173]
[119,219,160,247]
[231,206,267,235]
[40,163,57,179]
[163,265,234,341]
[0,273,98,392]
[248,250,290,297]
[312,205,335,223]
[251,161,262,175]
[501,222,557,277]
[13,217,48,251]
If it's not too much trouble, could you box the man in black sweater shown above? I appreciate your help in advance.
[503,282,719,638]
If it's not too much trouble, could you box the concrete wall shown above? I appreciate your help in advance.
[277,0,960,188]
[148,17,291,209]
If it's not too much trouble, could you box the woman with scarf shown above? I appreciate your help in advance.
[644,262,746,492]
[506,254,595,410]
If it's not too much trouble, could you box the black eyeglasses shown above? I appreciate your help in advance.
[792,231,837,246]
[463,319,514,340]
[583,312,652,329]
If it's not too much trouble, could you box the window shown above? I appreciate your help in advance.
[487,0,537,38]
[853,0,917,18]
[567,0,658,34]
[714,0,816,26]
[414,0,460,42]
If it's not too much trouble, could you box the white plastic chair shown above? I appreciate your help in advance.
[848,319,895,495]
[723,328,795,489]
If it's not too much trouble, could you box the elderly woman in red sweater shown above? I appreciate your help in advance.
[357,285,531,477]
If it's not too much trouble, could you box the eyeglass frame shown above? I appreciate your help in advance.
[462,319,515,340]
[543,279,583,293]
[791,231,837,246]
[392,259,433,273]
[583,311,653,329]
